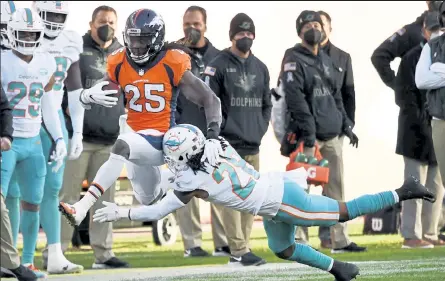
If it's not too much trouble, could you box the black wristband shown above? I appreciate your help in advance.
[206,121,220,139]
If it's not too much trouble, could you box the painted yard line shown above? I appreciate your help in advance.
[47,258,445,281]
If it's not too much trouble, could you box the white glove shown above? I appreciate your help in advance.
[200,139,223,166]
[80,81,118,108]
[50,138,67,173]
[68,132,83,160]
[93,201,129,223]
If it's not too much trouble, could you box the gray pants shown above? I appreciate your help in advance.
[401,157,444,240]
[176,198,227,250]
[295,137,350,249]
[432,119,445,233]
[42,141,116,264]
[0,194,20,270]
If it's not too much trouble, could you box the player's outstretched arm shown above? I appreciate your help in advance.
[179,71,223,165]
[178,71,222,137]
[92,190,195,223]
[79,74,119,109]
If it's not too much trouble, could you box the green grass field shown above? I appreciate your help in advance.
[25,224,445,281]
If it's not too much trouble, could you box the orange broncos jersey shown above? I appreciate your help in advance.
[107,47,191,133]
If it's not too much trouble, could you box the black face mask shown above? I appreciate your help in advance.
[303,29,322,46]
[235,37,253,53]
[184,27,202,46]
[320,30,327,43]
[97,25,114,42]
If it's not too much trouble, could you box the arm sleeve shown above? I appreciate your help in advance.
[0,85,13,141]
[371,26,415,89]
[342,54,356,124]
[129,191,185,221]
[333,84,353,131]
[262,67,272,124]
[41,89,64,141]
[65,60,84,134]
[179,71,222,132]
[395,52,419,109]
[282,58,315,138]
[415,44,445,89]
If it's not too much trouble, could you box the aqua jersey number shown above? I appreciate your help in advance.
[7,81,45,118]
[212,146,260,200]
[53,56,68,91]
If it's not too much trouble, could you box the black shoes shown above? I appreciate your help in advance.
[184,246,210,257]
[396,175,436,203]
[228,251,266,266]
[330,260,360,281]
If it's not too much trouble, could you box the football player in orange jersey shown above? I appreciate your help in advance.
[59,9,222,227]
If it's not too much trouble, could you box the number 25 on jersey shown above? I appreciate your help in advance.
[125,83,166,113]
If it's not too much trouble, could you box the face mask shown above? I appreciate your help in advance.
[184,27,201,46]
[303,28,322,46]
[235,37,253,53]
[97,25,114,42]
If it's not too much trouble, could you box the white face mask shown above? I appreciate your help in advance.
[431,30,444,39]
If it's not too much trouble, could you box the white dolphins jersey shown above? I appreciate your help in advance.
[39,29,83,108]
[1,50,56,138]
[172,140,286,217]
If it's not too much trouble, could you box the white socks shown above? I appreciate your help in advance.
[75,153,125,211]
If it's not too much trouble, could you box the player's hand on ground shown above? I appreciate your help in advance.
[68,132,83,160]
[93,201,129,223]
[80,81,118,108]
[50,138,67,172]
[201,139,223,166]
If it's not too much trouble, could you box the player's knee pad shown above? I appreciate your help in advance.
[274,244,295,260]
[7,182,21,198]
[111,138,131,160]
[44,164,64,196]
[18,155,46,205]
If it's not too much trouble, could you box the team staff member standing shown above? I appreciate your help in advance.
[51,6,129,270]
[203,13,271,266]
[371,1,442,90]
[280,10,362,254]
[175,5,229,258]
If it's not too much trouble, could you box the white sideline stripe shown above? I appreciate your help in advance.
[279,204,339,221]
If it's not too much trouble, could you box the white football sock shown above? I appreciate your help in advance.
[75,153,125,211]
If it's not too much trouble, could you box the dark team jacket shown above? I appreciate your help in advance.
[175,38,220,134]
[395,43,436,164]
[280,44,353,142]
[64,32,125,145]
[371,11,427,90]
[203,49,272,157]
[1,85,13,157]
[321,41,356,125]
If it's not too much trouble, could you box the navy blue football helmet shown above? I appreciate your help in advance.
[123,9,165,64]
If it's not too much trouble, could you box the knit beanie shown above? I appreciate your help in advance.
[229,13,255,40]
[296,10,323,35]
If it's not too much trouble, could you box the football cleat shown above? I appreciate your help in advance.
[58,202,87,227]
[396,175,436,203]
